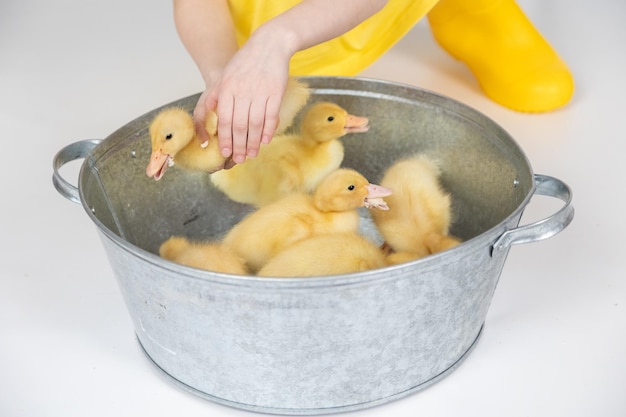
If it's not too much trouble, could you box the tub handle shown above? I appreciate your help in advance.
[52,139,102,204]
[491,175,574,254]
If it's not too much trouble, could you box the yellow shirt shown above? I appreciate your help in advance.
[227,0,439,75]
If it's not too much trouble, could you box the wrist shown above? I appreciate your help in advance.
[201,68,223,89]
[250,23,300,60]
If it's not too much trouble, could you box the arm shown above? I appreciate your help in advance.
[173,0,237,145]
[262,0,389,52]
[174,0,388,164]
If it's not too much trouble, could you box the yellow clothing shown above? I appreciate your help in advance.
[227,0,439,76]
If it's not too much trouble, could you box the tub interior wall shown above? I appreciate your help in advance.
[80,79,533,255]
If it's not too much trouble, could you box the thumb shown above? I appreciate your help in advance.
[193,91,216,145]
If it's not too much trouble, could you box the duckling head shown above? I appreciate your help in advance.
[301,102,369,143]
[145,107,197,180]
[313,169,392,212]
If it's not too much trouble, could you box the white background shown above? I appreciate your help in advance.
[1,0,624,416]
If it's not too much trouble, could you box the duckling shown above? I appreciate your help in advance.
[159,236,248,275]
[257,232,388,277]
[146,77,310,180]
[209,101,370,207]
[146,108,222,179]
[381,239,461,266]
[384,250,422,266]
[221,168,392,273]
[371,154,462,260]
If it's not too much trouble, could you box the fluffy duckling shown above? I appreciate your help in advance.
[221,168,392,273]
[383,248,424,266]
[209,101,370,207]
[146,77,310,180]
[159,236,248,275]
[258,232,388,277]
[371,154,462,260]
[146,108,222,179]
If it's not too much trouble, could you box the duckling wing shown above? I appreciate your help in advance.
[159,236,248,274]
[275,78,311,134]
[221,195,319,272]
[258,233,387,277]
[210,134,306,206]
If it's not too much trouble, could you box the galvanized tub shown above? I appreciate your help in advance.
[53,77,573,414]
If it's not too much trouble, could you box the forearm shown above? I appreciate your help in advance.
[255,0,389,55]
[173,0,238,85]
[174,0,388,82]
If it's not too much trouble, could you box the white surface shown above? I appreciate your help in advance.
[1,0,624,416]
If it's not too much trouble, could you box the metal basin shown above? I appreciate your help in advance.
[53,76,574,414]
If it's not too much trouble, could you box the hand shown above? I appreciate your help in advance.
[194,33,292,164]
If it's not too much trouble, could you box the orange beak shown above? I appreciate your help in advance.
[344,114,370,133]
[364,183,392,210]
[146,150,171,180]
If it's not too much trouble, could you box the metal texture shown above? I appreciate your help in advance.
[53,76,574,414]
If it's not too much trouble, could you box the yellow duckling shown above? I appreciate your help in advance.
[221,168,392,273]
[371,154,462,260]
[210,101,369,207]
[146,77,310,180]
[257,232,388,277]
[159,236,248,275]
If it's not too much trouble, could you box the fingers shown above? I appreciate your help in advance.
[216,95,277,164]
[201,77,286,164]
[230,98,252,164]
[193,90,215,145]
[215,94,235,161]
[246,99,268,158]
[261,95,281,145]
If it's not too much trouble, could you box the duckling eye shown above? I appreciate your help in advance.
[327,116,334,122]
[347,184,355,191]
[165,133,173,140]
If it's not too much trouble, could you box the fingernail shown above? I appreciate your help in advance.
[247,149,257,158]
[221,148,231,157]
[234,155,245,164]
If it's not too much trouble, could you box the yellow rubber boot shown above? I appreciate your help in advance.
[427,0,574,112]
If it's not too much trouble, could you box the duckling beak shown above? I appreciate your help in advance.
[364,184,392,210]
[344,114,369,134]
[146,150,172,181]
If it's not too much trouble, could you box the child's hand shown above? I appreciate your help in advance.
[196,30,292,164]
